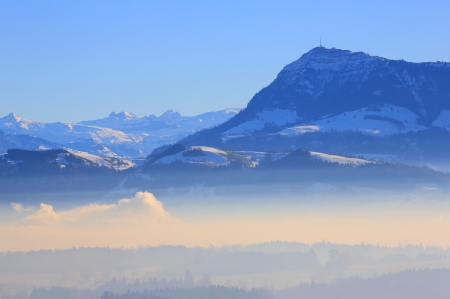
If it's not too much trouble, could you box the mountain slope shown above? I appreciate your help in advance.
[117,145,450,197]
[178,47,450,167]
[183,47,450,140]
[0,130,60,153]
[245,47,450,124]
[0,149,133,197]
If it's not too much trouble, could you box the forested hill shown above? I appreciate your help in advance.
[0,149,131,196]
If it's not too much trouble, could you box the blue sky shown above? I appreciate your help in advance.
[1,0,449,122]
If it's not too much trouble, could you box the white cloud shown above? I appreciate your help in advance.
[23,192,169,226]
[11,203,34,213]
[0,192,179,251]
[26,203,60,223]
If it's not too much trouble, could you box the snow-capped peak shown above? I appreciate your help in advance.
[0,113,39,130]
[108,111,138,121]
[3,113,25,123]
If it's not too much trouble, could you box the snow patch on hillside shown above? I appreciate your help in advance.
[69,150,112,167]
[352,153,398,163]
[278,105,426,137]
[310,152,374,165]
[224,109,300,135]
[66,150,135,170]
[154,146,229,166]
[278,125,320,135]
[232,151,287,165]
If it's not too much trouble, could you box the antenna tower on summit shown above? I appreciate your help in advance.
[320,36,322,47]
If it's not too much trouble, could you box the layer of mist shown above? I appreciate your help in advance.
[1,189,450,298]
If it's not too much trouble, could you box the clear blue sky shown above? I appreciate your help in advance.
[1,0,449,122]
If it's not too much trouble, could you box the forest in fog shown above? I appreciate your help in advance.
[1,241,449,299]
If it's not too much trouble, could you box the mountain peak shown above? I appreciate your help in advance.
[2,113,25,123]
[305,46,370,57]
[280,47,384,79]
[108,111,138,121]
[7,112,20,119]
[159,110,181,119]
[224,46,450,131]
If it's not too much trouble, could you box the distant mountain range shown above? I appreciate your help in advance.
[0,109,240,157]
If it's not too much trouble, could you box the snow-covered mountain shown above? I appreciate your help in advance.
[187,47,450,136]
[277,104,427,137]
[148,145,374,168]
[0,109,239,157]
[180,47,450,166]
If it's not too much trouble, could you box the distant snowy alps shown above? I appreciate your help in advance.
[0,109,240,157]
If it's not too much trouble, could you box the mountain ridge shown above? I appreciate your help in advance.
[3,47,450,167]
[0,109,240,157]
[176,47,450,167]
[245,47,450,124]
